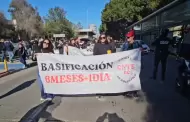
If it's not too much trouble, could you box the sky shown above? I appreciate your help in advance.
[0,0,110,28]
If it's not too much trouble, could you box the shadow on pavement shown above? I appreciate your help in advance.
[39,96,63,122]
[96,112,125,122]
[139,54,190,122]
[19,101,51,122]
[0,79,36,99]
[42,111,64,122]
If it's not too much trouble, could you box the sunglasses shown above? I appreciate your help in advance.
[100,37,106,39]
[43,41,49,44]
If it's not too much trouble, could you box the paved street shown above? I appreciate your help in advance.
[39,54,190,122]
[0,66,42,122]
[0,54,190,122]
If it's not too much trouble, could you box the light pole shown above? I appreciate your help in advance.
[87,9,89,38]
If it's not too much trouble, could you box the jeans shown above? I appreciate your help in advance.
[37,71,54,99]
[7,51,14,61]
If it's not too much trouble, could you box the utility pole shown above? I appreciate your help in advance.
[87,9,89,38]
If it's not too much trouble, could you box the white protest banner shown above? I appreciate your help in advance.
[37,49,141,95]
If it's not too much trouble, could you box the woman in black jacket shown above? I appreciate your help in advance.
[93,34,112,55]
[93,34,112,100]
[38,39,54,101]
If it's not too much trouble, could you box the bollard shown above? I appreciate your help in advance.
[4,59,8,72]
[107,50,112,54]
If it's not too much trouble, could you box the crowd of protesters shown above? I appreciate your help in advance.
[0,28,180,101]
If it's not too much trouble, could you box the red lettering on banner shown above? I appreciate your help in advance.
[78,74,85,82]
[117,64,135,75]
[117,65,122,70]
[60,75,65,83]
[90,74,99,82]
[51,76,59,83]
[45,76,50,83]
[104,73,111,81]
[44,73,111,83]
[117,64,135,70]
[131,64,135,69]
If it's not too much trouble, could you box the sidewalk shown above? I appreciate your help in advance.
[0,60,37,78]
[39,54,190,122]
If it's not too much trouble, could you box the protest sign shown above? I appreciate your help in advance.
[66,46,93,56]
[37,49,141,95]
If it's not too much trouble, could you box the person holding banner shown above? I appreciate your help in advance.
[69,38,77,47]
[38,39,54,101]
[121,30,143,98]
[121,30,142,51]
[93,34,112,55]
[93,34,112,99]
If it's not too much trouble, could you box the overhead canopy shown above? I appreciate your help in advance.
[127,0,190,33]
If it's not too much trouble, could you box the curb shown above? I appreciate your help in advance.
[0,71,11,78]
[20,100,51,122]
[0,62,37,78]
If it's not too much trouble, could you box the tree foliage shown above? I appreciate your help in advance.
[0,12,15,38]
[9,0,43,38]
[100,0,175,39]
[76,22,83,29]
[44,7,77,39]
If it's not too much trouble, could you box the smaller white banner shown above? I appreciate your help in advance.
[53,34,65,38]
[67,46,93,56]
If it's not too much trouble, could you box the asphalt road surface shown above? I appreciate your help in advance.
[38,54,190,122]
[0,66,42,122]
[1,54,190,122]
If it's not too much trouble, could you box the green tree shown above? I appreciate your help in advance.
[0,12,15,38]
[100,0,175,39]
[44,7,75,39]
[9,0,43,39]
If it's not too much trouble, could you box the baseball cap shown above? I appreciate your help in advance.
[126,30,135,37]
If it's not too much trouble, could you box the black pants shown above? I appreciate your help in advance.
[153,53,168,80]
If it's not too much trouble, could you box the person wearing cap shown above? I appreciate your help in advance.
[121,30,142,51]
[151,28,174,82]
[121,30,142,98]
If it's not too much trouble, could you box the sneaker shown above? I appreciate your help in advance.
[46,98,53,101]
[40,98,46,101]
